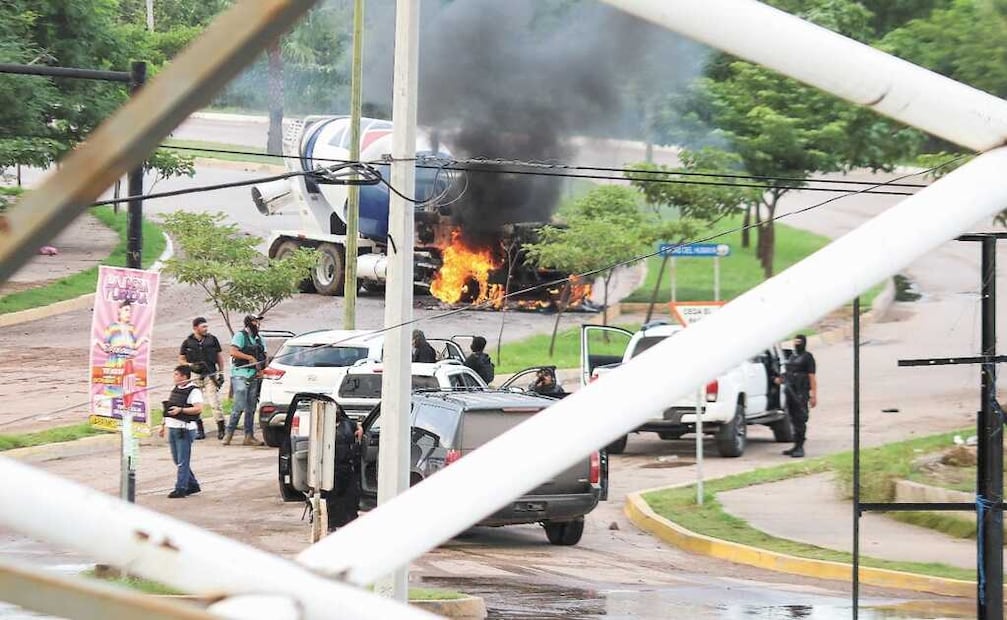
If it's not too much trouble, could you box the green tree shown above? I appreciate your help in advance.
[524,185,697,354]
[160,211,317,335]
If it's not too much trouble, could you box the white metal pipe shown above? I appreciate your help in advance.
[599,0,1007,153]
[377,0,421,603]
[0,457,437,620]
[301,148,1007,584]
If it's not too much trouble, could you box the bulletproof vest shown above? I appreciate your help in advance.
[785,352,812,394]
[167,384,201,423]
[334,415,358,466]
[234,329,266,367]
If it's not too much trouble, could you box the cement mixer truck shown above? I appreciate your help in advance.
[250,116,455,295]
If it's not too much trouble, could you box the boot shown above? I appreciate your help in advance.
[242,434,264,447]
[782,445,796,456]
[223,429,234,446]
[216,420,226,441]
[790,442,805,458]
[195,419,206,440]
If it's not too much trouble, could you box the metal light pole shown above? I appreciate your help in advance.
[126,61,147,271]
[343,0,365,328]
[375,0,418,603]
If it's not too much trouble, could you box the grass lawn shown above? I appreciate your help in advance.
[0,206,167,315]
[625,214,888,309]
[0,423,103,452]
[643,428,977,581]
[495,322,639,374]
[162,138,279,166]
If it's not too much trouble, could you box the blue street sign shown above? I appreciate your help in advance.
[658,243,731,258]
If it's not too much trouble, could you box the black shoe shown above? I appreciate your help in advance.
[168,490,188,498]
[195,419,206,440]
[187,487,201,495]
[790,446,805,458]
[216,421,226,440]
[782,447,795,455]
[195,431,206,440]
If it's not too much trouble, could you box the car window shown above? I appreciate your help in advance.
[629,336,668,359]
[340,373,444,398]
[459,408,541,451]
[276,344,370,368]
[448,374,465,388]
[460,372,483,388]
[413,404,459,448]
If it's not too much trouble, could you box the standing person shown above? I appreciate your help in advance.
[324,404,362,532]
[159,365,203,498]
[224,315,266,446]
[411,329,437,363]
[776,334,817,458]
[178,317,226,440]
[463,336,495,384]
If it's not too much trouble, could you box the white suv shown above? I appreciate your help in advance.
[335,360,488,420]
[257,330,468,446]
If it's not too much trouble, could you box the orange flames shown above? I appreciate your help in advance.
[430,230,504,305]
[430,228,594,310]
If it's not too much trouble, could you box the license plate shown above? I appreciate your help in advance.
[514,501,545,512]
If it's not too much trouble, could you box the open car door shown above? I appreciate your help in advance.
[428,337,466,363]
[579,325,633,386]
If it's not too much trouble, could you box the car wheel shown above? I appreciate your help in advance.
[262,425,285,448]
[544,517,585,546]
[715,403,747,458]
[605,434,628,454]
[657,431,683,440]
[311,243,346,296]
[275,240,316,293]
[770,414,795,443]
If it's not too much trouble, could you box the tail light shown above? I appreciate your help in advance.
[291,412,301,435]
[705,380,718,402]
[263,366,285,380]
[589,372,600,383]
[260,405,276,415]
[445,449,462,465]
[589,451,601,485]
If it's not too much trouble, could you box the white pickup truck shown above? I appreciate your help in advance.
[580,320,792,457]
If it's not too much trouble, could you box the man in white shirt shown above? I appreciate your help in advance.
[161,365,204,498]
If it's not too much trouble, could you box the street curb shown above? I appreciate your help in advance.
[410,595,488,619]
[191,157,286,175]
[0,231,173,329]
[4,434,119,463]
[624,489,976,598]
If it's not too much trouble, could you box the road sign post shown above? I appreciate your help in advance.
[658,243,731,303]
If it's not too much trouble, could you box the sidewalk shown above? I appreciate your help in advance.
[717,472,975,570]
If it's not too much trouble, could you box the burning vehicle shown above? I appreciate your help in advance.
[250,115,591,310]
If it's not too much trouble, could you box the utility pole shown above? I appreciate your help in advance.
[375,0,418,604]
[343,0,365,329]
[126,61,147,272]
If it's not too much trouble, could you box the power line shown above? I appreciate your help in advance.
[5,154,962,428]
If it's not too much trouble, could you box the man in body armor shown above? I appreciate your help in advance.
[224,314,267,446]
[776,334,817,458]
[160,365,204,498]
[324,404,362,532]
[179,317,226,440]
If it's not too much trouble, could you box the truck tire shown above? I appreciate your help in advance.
[770,414,795,443]
[658,432,683,440]
[543,517,585,546]
[262,425,285,448]
[312,243,346,296]
[715,403,746,458]
[605,434,629,454]
[275,240,316,293]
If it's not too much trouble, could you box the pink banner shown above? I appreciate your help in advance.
[88,266,159,433]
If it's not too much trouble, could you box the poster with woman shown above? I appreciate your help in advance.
[88,266,160,434]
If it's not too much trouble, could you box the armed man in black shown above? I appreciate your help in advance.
[179,317,226,440]
[324,404,362,532]
[776,334,817,458]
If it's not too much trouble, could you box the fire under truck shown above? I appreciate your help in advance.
[250,116,591,308]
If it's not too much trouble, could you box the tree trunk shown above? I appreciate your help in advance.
[758,194,781,278]
[548,282,572,357]
[603,272,614,326]
[645,254,670,324]
[741,203,752,248]
[266,42,284,156]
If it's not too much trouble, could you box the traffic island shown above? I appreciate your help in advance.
[624,489,977,598]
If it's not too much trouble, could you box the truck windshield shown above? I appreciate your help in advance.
[629,336,668,358]
[275,344,370,367]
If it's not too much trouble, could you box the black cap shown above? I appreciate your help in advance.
[244,314,264,326]
[192,316,208,327]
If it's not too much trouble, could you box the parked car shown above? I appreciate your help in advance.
[277,390,603,545]
[581,320,790,457]
[257,329,466,447]
[336,359,488,420]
